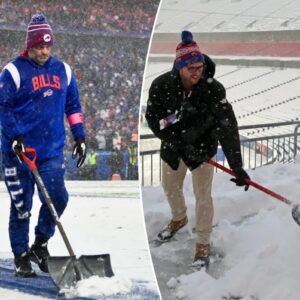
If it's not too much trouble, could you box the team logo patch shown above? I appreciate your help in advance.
[43,34,51,42]
[43,89,53,97]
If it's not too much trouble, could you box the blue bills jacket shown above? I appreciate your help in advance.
[0,54,85,160]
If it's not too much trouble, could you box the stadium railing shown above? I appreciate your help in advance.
[140,121,300,186]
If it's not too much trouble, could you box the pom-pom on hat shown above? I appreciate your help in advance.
[26,13,54,49]
[175,31,204,70]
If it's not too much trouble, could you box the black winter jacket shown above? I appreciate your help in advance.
[145,58,243,171]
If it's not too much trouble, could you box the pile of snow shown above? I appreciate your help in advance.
[63,275,132,298]
[0,181,160,299]
[143,160,300,299]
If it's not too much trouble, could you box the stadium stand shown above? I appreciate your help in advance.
[155,0,300,33]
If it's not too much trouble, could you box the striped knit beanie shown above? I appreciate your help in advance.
[26,13,54,49]
[175,31,204,70]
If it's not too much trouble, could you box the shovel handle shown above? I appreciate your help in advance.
[207,159,292,206]
[19,147,37,171]
[20,147,76,257]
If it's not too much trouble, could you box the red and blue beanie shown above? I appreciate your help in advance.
[175,31,205,70]
[26,13,54,49]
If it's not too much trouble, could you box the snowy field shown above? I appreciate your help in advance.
[0,181,160,300]
[156,0,300,32]
[142,158,300,300]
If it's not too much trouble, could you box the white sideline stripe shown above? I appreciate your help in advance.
[4,63,20,90]
[63,62,72,86]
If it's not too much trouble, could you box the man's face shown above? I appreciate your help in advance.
[179,62,204,87]
[28,45,52,65]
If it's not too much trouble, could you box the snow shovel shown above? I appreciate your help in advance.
[207,159,300,226]
[20,148,114,290]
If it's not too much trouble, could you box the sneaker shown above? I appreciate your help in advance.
[30,238,50,273]
[14,252,36,277]
[192,243,210,270]
[157,216,188,241]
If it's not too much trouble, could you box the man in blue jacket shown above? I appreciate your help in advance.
[0,14,86,277]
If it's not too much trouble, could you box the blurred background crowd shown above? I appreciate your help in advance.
[0,0,155,34]
[0,0,159,180]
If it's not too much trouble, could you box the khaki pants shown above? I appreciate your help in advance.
[162,159,214,244]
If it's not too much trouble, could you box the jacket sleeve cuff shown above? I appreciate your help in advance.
[70,123,86,141]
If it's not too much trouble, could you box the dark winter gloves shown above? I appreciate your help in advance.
[12,136,87,168]
[12,136,26,163]
[230,167,250,191]
[72,138,87,168]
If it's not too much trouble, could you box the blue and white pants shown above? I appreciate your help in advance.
[2,152,68,255]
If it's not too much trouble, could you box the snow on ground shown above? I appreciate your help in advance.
[0,181,160,299]
[62,275,133,299]
[0,288,47,300]
[142,158,300,300]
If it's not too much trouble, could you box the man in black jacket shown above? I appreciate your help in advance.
[145,31,250,269]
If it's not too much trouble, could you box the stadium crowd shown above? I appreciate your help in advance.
[0,0,159,179]
[0,0,157,34]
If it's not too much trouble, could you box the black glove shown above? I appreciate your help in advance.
[12,136,26,163]
[72,138,87,168]
[230,168,250,191]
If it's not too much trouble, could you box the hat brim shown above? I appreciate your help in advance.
[175,54,205,70]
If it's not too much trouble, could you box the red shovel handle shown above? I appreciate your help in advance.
[19,147,37,171]
[207,159,292,206]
